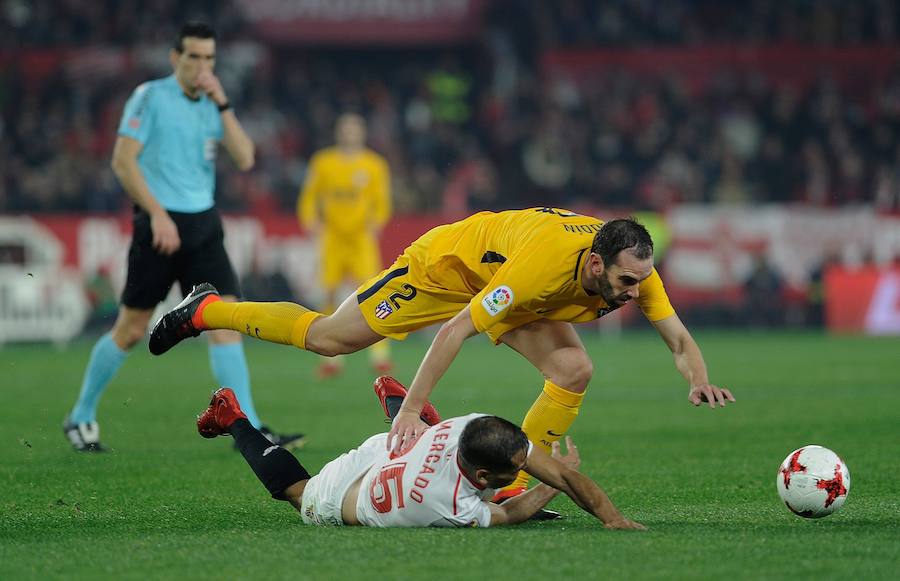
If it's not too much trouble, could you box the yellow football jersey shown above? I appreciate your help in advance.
[298,147,391,235]
[357,208,675,343]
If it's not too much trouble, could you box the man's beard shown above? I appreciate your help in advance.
[598,271,628,307]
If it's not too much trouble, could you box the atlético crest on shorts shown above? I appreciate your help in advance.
[375,300,394,319]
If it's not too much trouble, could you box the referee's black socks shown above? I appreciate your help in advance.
[229,419,310,500]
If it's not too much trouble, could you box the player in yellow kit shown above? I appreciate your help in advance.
[297,113,392,377]
[150,208,735,501]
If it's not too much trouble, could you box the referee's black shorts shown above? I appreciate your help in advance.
[121,207,241,309]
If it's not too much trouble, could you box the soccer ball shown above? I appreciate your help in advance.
[776,445,850,518]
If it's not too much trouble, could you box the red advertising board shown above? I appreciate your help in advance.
[542,45,900,92]
[825,266,900,335]
[0,213,447,343]
[4,209,900,342]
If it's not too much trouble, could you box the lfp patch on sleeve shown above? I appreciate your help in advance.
[482,286,513,317]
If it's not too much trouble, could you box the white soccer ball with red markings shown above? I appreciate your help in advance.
[776,445,850,518]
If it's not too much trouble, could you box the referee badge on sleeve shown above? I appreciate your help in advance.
[482,286,513,317]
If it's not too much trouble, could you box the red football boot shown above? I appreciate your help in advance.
[197,387,248,438]
[373,375,442,426]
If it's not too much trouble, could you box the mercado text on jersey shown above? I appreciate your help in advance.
[355,414,496,528]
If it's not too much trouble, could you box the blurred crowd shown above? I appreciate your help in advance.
[519,0,899,47]
[502,66,900,212]
[2,0,900,215]
[0,0,250,48]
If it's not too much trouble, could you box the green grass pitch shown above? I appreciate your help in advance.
[2,331,898,580]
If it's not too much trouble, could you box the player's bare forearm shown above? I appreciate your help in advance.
[526,444,629,526]
[653,314,734,407]
[221,111,255,171]
[672,336,709,387]
[560,469,626,525]
[195,69,254,171]
[492,484,560,525]
[400,310,477,414]
[111,135,180,254]
[401,333,457,411]
[652,314,709,386]
[389,319,472,453]
[111,141,164,217]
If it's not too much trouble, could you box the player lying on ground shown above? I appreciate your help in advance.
[152,209,733,501]
[199,376,644,529]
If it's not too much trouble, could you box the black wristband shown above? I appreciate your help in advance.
[217,101,232,112]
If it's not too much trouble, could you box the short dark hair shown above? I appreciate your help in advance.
[458,416,529,473]
[174,22,216,52]
[591,218,654,267]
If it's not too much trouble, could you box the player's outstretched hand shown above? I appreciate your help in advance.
[150,211,181,255]
[688,383,735,408]
[550,436,581,472]
[387,410,428,455]
[604,517,647,531]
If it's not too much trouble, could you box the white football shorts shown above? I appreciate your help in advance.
[300,433,387,526]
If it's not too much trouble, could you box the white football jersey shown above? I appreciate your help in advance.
[355,414,496,528]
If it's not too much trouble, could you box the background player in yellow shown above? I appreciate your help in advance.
[150,209,735,503]
[297,113,393,378]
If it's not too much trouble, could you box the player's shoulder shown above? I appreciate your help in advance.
[311,147,339,163]
[128,81,153,104]
[139,75,176,92]
[362,148,388,164]
[513,209,601,244]
[515,207,601,224]
[641,266,666,286]
[129,75,175,102]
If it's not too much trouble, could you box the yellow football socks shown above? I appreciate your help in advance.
[504,379,585,492]
[200,301,322,350]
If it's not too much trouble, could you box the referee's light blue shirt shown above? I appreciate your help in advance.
[117,74,224,213]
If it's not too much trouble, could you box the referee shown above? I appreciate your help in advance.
[64,22,302,451]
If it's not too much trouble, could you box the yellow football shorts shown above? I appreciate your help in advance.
[320,232,382,290]
[354,253,544,342]
[354,253,471,340]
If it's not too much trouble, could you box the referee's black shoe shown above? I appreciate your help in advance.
[149,283,220,355]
